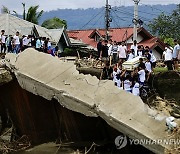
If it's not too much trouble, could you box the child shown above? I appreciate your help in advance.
[123,75,132,92]
[132,79,140,96]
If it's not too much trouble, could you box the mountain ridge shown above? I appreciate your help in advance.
[39,4,177,30]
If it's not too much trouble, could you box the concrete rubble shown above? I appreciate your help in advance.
[4,48,173,154]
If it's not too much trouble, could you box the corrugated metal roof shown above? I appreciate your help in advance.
[0,14,66,44]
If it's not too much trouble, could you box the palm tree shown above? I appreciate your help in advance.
[1,4,43,24]
[26,5,43,24]
[1,5,10,14]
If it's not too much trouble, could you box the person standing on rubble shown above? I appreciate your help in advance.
[0,30,7,53]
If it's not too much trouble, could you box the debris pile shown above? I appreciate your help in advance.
[0,128,31,154]
[75,58,104,69]
[149,96,180,118]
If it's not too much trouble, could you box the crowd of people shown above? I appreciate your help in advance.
[0,30,58,56]
[98,38,180,97]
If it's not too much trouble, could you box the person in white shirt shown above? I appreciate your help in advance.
[112,41,118,63]
[107,39,113,56]
[172,40,180,70]
[132,79,140,96]
[22,35,31,51]
[145,58,152,73]
[130,40,138,57]
[150,52,156,68]
[145,58,152,81]
[113,66,118,83]
[137,45,143,57]
[138,67,146,85]
[118,41,127,62]
[47,38,51,50]
[13,31,20,54]
[127,50,134,61]
[123,75,132,92]
[163,46,173,70]
[0,30,6,53]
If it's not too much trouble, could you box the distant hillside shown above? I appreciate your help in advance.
[39,4,177,30]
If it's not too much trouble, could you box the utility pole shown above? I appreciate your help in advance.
[105,0,112,40]
[133,0,140,42]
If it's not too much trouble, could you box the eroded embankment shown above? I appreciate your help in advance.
[0,49,177,153]
[153,71,180,103]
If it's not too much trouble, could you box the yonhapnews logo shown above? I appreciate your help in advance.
[115,135,180,149]
[115,135,128,149]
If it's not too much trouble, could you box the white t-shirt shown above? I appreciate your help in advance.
[23,37,31,46]
[163,48,172,61]
[112,44,118,54]
[150,53,156,63]
[132,82,140,96]
[138,50,143,56]
[107,44,113,56]
[117,68,121,74]
[145,61,152,72]
[113,71,118,82]
[124,79,131,91]
[41,40,44,47]
[173,44,180,58]
[1,35,6,43]
[130,44,138,57]
[118,45,127,58]
[48,41,51,48]
[13,35,20,45]
[116,79,122,89]
[138,69,145,83]
[127,53,134,61]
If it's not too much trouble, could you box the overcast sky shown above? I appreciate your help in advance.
[0,0,179,13]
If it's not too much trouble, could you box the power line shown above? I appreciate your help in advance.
[139,2,174,14]
[69,7,105,38]
[112,7,152,22]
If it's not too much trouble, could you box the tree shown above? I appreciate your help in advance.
[41,17,67,29]
[1,5,18,16]
[149,4,180,43]
[1,4,43,24]
[1,5,10,14]
[26,5,43,24]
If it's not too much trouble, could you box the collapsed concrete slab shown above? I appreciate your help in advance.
[5,49,171,154]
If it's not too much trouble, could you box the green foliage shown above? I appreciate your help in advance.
[149,4,180,41]
[26,5,43,24]
[64,48,73,55]
[163,38,174,46]
[41,17,67,29]
[61,48,77,57]
[1,4,43,24]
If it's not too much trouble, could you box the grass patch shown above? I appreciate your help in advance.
[153,67,168,74]
[153,67,180,74]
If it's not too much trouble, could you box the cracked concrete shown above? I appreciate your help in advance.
[4,48,172,154]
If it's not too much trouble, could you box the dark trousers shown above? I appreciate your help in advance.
[7,46,12,53]
[166,60,173,70]
[1,43,6,53]
[113,53,118,63]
